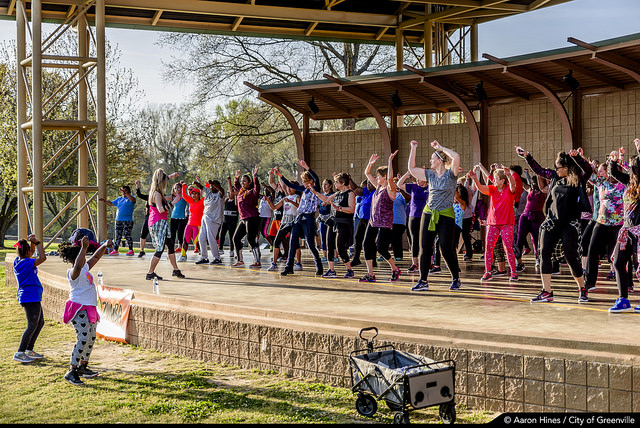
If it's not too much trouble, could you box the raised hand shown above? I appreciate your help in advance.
[431,140,441,150]
[235,170,242,178]
[410,140,419,148]
[610,150,619,162]
[135,179,140,188]
[389,150,398,161]
[619,146,626,157]
[634,138,640,152]
[81,236,89,248]
[298,159,309,170]
[577,147,584,157]
[252,166,259,176]
[515,146,529,157]
[105,239,113,248]
[368,154,379,165]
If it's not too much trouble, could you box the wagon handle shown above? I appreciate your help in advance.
[358,326,378,353]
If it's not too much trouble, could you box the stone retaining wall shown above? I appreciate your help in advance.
[7,264,639,413]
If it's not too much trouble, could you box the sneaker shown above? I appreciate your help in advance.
[481,272,492,281]
[64,368,84,386]
[13,352,35,363]
[172,270,185,278]
[322,269,337,278]
[77,365,99,378]
[535,259,540,268]
[429,266,441,274]
[531,290,554,303]
[578,288,589,303]
[294,263,303,271]
[231,261,245,268]
[210,259,222,264]
[108,250,119,256]
[629,284,635,292]
[510,274,518,282]
[359,274,376,283]
[280,268,294,276]
[267,262,278,271]
[126,250,134,256]
[249,262,262,269]
[177,255,187,263]
[195,258,210,265]
[194,248,200,254]
[607,270,616,281]
[24,350,44,359]
[320,257,328,263]
[516,263,525,273]
[219,250,224,255]
[315,268,323,276]
[634,304,640,313]
[145,272,163,281]
[493,270,507,277]
[551,270,561,275]
[390,269,401,282]
[350,259,362,267]
[334,257,340,262]
[407,264,419,273]
[463,256,473,262]
[138,251,145,258]
[609,297,633,313]
[449,279,461,291]
[377,256,384,261]
[411,280,429,291]
[344,269,355,278]
[585,284,597,292]
[523,248,532,256]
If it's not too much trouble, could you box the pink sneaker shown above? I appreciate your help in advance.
[126,250,134,256]
[109,250,119,256]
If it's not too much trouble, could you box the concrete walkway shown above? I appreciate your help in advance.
[36,249,640,364]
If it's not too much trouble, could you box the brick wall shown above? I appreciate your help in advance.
[8,260,639,413]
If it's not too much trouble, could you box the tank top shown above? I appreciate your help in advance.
[332,190,353,223]
[369,187,394,229]
[223,198,238,220]
[148,192,169,227]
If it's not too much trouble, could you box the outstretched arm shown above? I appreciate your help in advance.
[408,140,427,181]
[432,140,460,176]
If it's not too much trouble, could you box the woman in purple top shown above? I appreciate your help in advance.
[231,166,261,268]
[359,150,402,283]
[517,171,548,268]
[398,171,429,273]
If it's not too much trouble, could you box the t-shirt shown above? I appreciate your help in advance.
[487,185,515,225]
[393,193,407,225]
[112,196,135,222]
[358,187,375,220]
[202,186,224,224]
[67,262,97,306]
[405,183,429,218]
[13,257,43,304]
[423,168,457,212]
[282,195,299,225]
[259,197,272,218]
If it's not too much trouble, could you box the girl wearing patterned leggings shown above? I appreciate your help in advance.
[59,236,111,386]
[469,166,518,281]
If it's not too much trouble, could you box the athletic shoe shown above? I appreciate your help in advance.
[344,269,355,279]
[194,248,200,254]
[551,270,561,275]
[64,368,84,386]
[463,256,473,262]
[210,259,222,265]
[177,255,187,263]
[294,263,303,271]
[231,261,244,268]
[126,250,134,256]
[481,272,493,281]
[522,248,532,256]
[510,274,518,282]
[280,268,294,276]
[315,268,323,276]
[493,270,508,277]
[320,257,328,263]
[322,269,337,278]
[377,256,384,261]
[77,365,99,378]
[449,279,461,291]
[609,297,633,313]
[145,272,163,281]
[407,264,419,273]
[516,263,525,273]
[429,266,441,274]
[13,352,35,363]
[578,288,589,303]
[390,269,401,282]
[195,258,210,265]
[395,257,403,262]
[607,270,616,281]
[138,251,145,258]
[172,270,185,279]
[24,350,44,359]
[411,280,429,291]
[249,262,262,269]
[108,250,118,256]
[267,263,278,271]
[359,274,376,283]
[629,284,635,292]
[585,284,597,292]
[634,304,640,313]
[531,290,554,303]
[535,259,540,268]
[219,250,224,255]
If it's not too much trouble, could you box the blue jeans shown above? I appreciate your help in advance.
[286,213,322,271]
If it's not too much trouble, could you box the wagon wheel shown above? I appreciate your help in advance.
[439,403,456,424]
[355,393,377,418]
[393,411,410,424]
[385,398,403,412]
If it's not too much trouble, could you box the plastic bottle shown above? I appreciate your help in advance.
[153,277,159,294]
[97,271,103,286]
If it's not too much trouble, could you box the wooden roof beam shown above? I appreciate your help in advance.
[393,0,526,12]
[151,10,163,26]
[400,0,511,28]
[323,74,395,110]
[569,36,640,86]
[8,0,16,15]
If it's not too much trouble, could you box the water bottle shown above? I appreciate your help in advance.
[97,271,103,286]
[153,277,159,294]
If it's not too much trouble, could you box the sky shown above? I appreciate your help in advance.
[0,0,639,107]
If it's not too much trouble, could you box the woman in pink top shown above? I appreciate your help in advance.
[468,166,518,281]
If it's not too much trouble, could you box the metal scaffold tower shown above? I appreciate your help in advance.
[15,0,107,247]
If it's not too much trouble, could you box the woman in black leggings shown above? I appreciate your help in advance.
[231,166,262,268]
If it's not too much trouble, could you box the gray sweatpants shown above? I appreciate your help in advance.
[70,309,97,366]
[199,218,221,260]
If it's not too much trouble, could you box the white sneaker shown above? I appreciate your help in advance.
[178,255,187,263]
[267,263,278,271]
[294,263,303,271]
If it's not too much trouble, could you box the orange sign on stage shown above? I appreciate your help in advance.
[96,284,134,344]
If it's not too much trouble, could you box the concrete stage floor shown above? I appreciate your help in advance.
[38,249,640,365]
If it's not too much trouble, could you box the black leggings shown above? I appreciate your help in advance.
[274,223,293,252]
[219,218,238,252]
[363,224,392,261]
[613,235,636,299]
[585,223,620,286]
[419,213,459,281]
[153,236,176,259]
[352,217,369,262]
[140,215,150,239]
[327,222,353,263]
[19,301,44,353]
[408,216,421,259]
[391,223,406,259]
[170,218,188,248]
[461,217,474,258]
[540,223,583,277]
[233,216,260,259]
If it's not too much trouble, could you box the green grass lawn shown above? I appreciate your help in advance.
[0,242,496,424]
